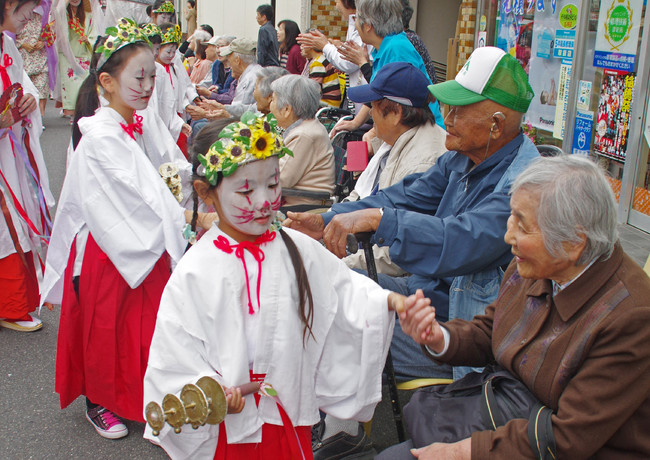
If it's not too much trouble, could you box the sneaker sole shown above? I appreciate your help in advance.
[85,412,129,439]
[0,320,43,332]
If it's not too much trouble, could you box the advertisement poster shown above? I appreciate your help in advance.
[496,0,534,73]
[593,0,643,72]
[572,110,594,155]
[526,0,577,133]
[594,70,636,160]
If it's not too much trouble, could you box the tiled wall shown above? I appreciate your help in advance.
[309,0,347,41]
[456,0,476,72]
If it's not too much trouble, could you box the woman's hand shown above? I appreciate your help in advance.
[411,438,471,459]
[225,387,245,414]
[181,123,192,137]
[17,93,37,118]
[329,118,361,139]
[0,109,15,130]
[297,30,329,51]
[398,289,445,352]
[337,41,369,67]
[34,40,45,50]
[196,86,212,98]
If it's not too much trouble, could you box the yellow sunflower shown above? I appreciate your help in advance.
[250,128,275,159]
[225,141,248,163]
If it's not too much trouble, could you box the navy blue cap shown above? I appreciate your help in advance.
[348,62,431,108]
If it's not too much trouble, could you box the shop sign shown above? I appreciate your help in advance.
[553,29,575,62]
[594,70,636,160]
[572,110,594,155]
[593,0,642,72]
[500,0,556,14]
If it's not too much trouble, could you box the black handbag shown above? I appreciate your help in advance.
[403,364,556,460]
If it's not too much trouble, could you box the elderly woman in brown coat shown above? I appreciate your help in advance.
[390,154,650,460]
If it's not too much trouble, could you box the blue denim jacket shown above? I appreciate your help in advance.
[323,133,540,329]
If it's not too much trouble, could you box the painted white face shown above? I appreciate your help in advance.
[217,157,281,237]
[4,1,36,34]
[117,47,156,111]
[155,12,174,25]
[158,43,177,65]
[151,43,162,59]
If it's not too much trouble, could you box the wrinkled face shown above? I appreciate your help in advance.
[253,79,271,114]
[116,47,156,111]
[504,188,577,283]
[277,23,285,43]
[158,43,177,65]
[155,12,174,25]
[205,44,218,61]
[3,0,36,34]
[443,100,495,163]
[269,92,292,128]
[216,157,281,239]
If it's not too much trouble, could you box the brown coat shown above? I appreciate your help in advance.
[437,243,650,459]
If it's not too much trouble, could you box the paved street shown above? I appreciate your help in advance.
[0,104,403,459]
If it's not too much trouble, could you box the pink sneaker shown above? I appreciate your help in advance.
[85,406,129,439]
[0,314,43,332]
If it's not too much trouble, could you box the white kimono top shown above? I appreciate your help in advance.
[40,106,187,304]
[0,33,54,260]
[143,225,395,459]
[154,61,186,142]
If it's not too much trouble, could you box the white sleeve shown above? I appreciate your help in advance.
[321,42,361,75]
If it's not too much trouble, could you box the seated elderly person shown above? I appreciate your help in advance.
[187,38,262,121]
[270,74,335,207]
[289,46,538,459]
[343,61,447,276]
[253,66,289,114]
[385,154,650,459]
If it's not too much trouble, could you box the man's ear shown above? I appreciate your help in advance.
[193,179,213,206]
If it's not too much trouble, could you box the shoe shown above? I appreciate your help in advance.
[0,314,43,332]
[85,406,129,439]
[313,422,377,460]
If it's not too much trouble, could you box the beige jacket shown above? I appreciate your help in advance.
[280,118,335,206]
[344,121,447,276]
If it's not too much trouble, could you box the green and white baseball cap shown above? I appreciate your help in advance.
[428,46,534,113]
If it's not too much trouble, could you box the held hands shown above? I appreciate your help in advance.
[284,211,325,241]
[323,208,382,258]
[225,387,245,414]
[398,289,445,353]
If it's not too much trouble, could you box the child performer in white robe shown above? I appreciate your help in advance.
[154,22,191,155]
[143,112,427,459]
[41,19,216,440]
[0,0,55,332]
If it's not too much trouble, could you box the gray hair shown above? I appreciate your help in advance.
[271,75,321,119]
[256,66,289,97]
[356,0,404,37]
[511,155,618,264]
[192,29,212,43]
[220,35,236,45]
[234,52,257,65]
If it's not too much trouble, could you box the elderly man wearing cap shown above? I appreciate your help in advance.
[342,61,447,277]
[187,38,262,121]
[287,46,539,385]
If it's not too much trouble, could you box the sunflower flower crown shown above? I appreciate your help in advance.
[96,18,151,69]
[197,112,293,186]
[161,24,181,45]
[153,1,175,14]
[141,23,162,41]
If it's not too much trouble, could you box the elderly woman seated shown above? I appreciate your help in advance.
[384,154,650,459]
[270,74,335,208]
[253,66,289,114]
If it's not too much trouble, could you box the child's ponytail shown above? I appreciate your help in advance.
[279,228,314,345]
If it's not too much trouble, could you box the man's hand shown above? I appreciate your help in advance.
[284,211,325,240]
[205,108,229,120]
[297,30,329,51]
[362,127,377,156]
[186,104,207,121]
[17,93,37,118]
[411,438,471,459]
[398,289,445,352]
[198,98,223,110]
[322,208,382,258]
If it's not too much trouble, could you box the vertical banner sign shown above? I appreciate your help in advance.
[572,110,594,155]
[593,0,642,72]
[526,0,576,133]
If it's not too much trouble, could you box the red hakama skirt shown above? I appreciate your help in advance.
[0,251,39,319]
[55,233,170,421]
[214,423,312,460]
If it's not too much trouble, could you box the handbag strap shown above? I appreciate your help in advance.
[481,377,506,430]
[527,403,557,460]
